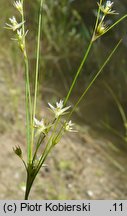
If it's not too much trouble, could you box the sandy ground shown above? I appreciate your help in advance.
[0,125,127,200]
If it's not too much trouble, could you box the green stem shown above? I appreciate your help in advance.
[64,40,93,105]
[64,0,103,106]
[24,144,53,200]
[32,134,46,163]
[36,144,53,176]
[98,14,106,28]
[52,0,103,142]
[57,40,122,139]
[25,170,34,200]
[37,118,59,168]
[31,0,44,157]
[21,0,32,163]
[105,14,127,34]
[24,57,32,163]
[69,39,122,118]
[93,0,103,33]
[92,0,103,41]
[24,118,57,200]
[94,14,127,41]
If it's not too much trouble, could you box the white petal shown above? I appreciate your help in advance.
[34,117,43,127]
[61,105,71,113]
[34,117,39,125]
[56,100,64,109]
[48,102,55,111]
[40,119,44,125]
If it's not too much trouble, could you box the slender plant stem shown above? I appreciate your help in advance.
[32,117,56,163]
[55,40,122,139]
[105,14,127,34]
[37,118,59,169]
[24,39,122,200]
[64,0,103,105]
[64,40,93,105]
[68,39,122,118]
[22,159,28,172]
[21,0,32,163]
[53,0,103,138]
[25,169,33,200]
[32,134,45,163]
[92,0,103,40]
[24,143,53,200]
[31,0,44,158]
[22,0,125,200]
[94,14,127,41]
[24,0,44,199]
[46,0,103,144]
[23,38,121,199]
[24,59,31,162]
[36,144,53,176]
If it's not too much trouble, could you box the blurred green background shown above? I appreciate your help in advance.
[0,0,127,199]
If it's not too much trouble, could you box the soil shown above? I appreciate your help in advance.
[0,123,127,200]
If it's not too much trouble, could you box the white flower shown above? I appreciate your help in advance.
[13,0,23,14]
[48,99,71,118]
[10,28,28,54]
[34,117,50,136]
[98,1,118,15]
[16,28,28,40]
[34,117,45,128]
[64,120,77,132]
[17,28,24,40]
[106,1,113,8]
[5,16,24,31]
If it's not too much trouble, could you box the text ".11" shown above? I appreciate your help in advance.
[112,203,123,211]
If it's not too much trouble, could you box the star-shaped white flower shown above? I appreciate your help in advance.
[48,99,71,118]
[98,1,118,15]
[5,16,24,31]
[34,117,50,136]
[13,0,23,14]
[64,120,77,132]
[16,28,28,41]
[106,1,113,8]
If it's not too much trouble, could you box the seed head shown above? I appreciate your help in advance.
[13,145,22,158]
[97,22,108,35]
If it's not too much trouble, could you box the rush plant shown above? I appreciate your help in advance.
[5,0,127,199]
